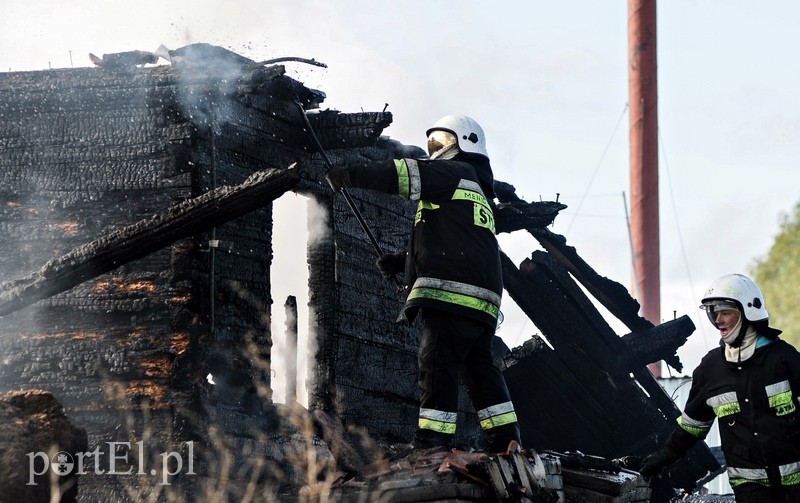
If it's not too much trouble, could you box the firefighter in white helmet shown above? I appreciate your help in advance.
[641,274,800,501]
[326,115,522,455]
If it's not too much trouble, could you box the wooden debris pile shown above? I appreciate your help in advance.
[323,448,560,502]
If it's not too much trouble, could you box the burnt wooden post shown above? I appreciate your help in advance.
[284,295,298,404]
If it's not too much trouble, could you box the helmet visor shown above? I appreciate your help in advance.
[700,299,739,326]
[427,130,457,157]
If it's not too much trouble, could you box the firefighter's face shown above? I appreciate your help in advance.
[713,309,741,337]
[427,130,457,157]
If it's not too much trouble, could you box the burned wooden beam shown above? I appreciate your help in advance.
[525,227,684,412]
[528,227,651,331]
[617,316,695,374]
[493,180,567,233]
[498,249,720,492]
[0,165,300,317]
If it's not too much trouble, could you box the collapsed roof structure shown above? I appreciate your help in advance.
[0,44,722,502]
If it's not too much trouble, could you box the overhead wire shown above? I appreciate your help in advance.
[506,103,629,348]
[564,103,629,237]
[659,129,711,352]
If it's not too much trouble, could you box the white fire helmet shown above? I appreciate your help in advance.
[426,115,488,159]
[699,273,769,324]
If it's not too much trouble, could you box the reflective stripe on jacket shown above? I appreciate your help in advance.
[347,156,502,328]
[678,338,800,486]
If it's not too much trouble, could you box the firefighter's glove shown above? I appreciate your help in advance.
[639,449,680,479]
[325,167,351,192]
[376,253,405,279]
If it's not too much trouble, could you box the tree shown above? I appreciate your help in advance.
[751,201,800,347]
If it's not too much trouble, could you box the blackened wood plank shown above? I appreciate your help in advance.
[0,165,300,317]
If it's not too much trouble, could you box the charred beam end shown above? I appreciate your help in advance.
[494,200,567,233]
[493,179,567,233]
[615,315,695,375]
[0,165,302,317]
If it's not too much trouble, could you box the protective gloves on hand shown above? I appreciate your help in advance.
[325,167,351,192]
[376,253,405,279]
[639,426,700,479]
[639,449,680,479]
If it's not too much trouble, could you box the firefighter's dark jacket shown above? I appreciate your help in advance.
[669,337,800,482]
[345,154,502,329]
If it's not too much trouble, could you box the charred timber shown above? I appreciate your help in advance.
[617,316,694,374]
[526,227,684,410]
[493,180,567,233]
[499,248,720,491]
[0,165,301,317]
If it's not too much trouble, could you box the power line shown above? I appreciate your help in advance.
[659,129,710,351]
[565,103,629,237]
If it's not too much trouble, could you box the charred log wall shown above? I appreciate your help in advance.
[0,51,432,498]
[0,59,334,498]
[299,130,425,444]
[0,66,198,425]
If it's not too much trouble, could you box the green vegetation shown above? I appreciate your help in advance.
[751,201,800,347]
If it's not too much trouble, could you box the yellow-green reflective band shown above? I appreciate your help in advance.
[770,391,796,416]
[452,188,488,205]
[783,472,800,486]
[477,402,518,430]
[707,391,740,418]
[729,477,770,488]
[767,381,796,416]
[394,159,410,199]
[418,418,457,434]
[477,401,515,420]
[473,203,495,233]
[781,462,800,485]
[414,200,440,225]
[394,159,421,200]
[677,415,711,438]
[480,411,518,431]
[451,184,495,233]
[408,287,499,318]
[728,467,769,487]
[414,277,501,306]
[714,402,741,418]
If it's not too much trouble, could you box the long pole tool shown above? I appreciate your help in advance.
[294,101,404,291]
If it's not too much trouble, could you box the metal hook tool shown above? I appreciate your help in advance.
[294,101,404,291]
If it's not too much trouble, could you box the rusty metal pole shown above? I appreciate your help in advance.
[628,0,661,375]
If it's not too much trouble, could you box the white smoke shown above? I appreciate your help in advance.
[270,193,320,406]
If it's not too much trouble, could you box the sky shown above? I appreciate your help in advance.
[2,1,799,389]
